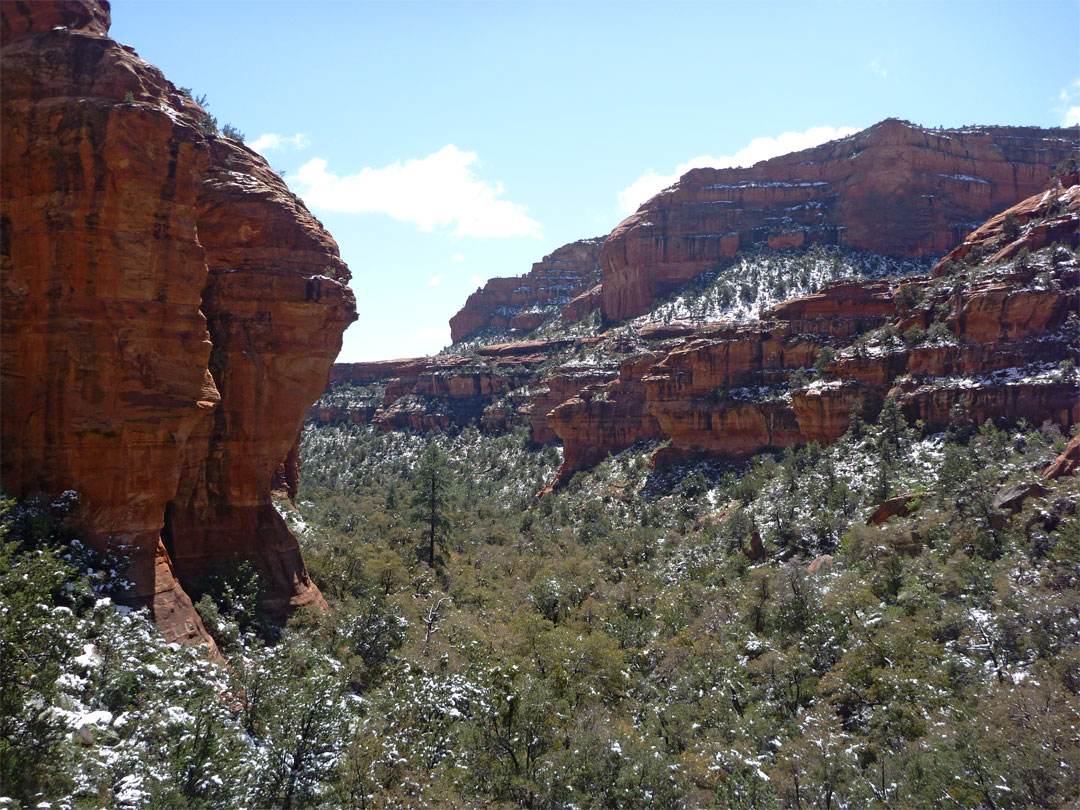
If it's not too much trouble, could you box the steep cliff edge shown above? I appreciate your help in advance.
[0,0,357,645]
[547,177,1079,486]
[602,119,1079,322]
[449,237,602,342]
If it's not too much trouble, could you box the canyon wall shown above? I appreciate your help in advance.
[601,119,1079,322]
[449,237,603,342]
[547,178,1079,485]
[0,0,356,645]
[314,340,581,435]
[314,178,1078,488]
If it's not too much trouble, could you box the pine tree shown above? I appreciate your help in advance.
[872,397,914,501]
[410,443,453,568]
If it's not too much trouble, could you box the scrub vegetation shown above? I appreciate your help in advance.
[4,402,1078,809]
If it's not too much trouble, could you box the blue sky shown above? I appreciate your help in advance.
[111,0,1080,362]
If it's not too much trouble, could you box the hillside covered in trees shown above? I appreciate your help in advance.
[5,388,1079,807]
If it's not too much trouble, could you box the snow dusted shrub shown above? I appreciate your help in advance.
[191,559,273,651]
[237,634,350,809]
[0,493,87,802]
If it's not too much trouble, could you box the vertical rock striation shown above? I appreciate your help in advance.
[0,0,356,643]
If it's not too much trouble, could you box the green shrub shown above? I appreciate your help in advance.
[197,114,218,136]
[902,325,926,347]
[814,345,838,371]
[220,123,245,142]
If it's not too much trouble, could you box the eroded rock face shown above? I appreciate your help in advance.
[0,0,109,42]
[545,181,1079,485]
[545,353,664,486]
[934,174,1080,275]
[165,140,355,621]
[1044,435,1080,480]
[449,238,603,342]
[0,0,356,643]
[602,119,1079,322]
[314,341,580,436]
[529,368,618,444]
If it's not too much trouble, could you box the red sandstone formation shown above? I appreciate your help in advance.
[867,494,929,526]
[315,339,613,439]
[544,180,1079,486]
[317,353,537,433]
[1044,435,1080,480]
[561,283,604,324]
[602,119,1078,322]
[0,0,109,41]
[0,0,356,645]
[637,322,699,341]
[545,353,665,486]
[477,339,576,358]
[165,140,355,621]
[271,440,301,500]
[527,367,618,445]
[934,174,1080,275]
[449,238,603,342]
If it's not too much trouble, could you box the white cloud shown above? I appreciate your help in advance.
[452,252,466,263]
[1060,78,1080,126]
[867,59,887,78]
[413,325,451,349]
[427,273,444,287]
[294,145,542,238]
[616,125,859,215]
[250,132,310,153]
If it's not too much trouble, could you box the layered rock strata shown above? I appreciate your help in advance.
[449,238,603,342]
[313,340,606,436]
[602,119,1079,322]
[318,353,540,433]
[0,0,356,644]
[547,179,1080,486]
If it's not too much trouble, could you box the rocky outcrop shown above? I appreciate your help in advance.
[316,349,561,434]
[602,119,1079,322]
[527,367,618,445]
[0,0,109,42]
[546,353,664,486]
[561,283,604,324]
[164,139,355,621]
[867,494,926,526]
[0,0,356,645]
[546,179,1079,486]
[1044,435,1080,480]
[449,238,603,342]
[934,173,1080,275]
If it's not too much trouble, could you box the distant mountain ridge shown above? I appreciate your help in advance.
[601,118,1079,321]
[316,167,1079,494]
[449,237,604,343]
[446,119,1077,342]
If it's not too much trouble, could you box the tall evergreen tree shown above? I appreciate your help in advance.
[410,443,453,568]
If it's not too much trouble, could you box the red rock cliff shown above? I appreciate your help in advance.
[602,119,1079,322]
[0,0,357,645]
[449,237,603,342]
[547,179,1079,486]
[313,340,581,436]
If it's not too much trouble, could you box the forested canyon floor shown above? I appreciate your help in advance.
[6,405,1080,807]
[3,1,1080,807]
